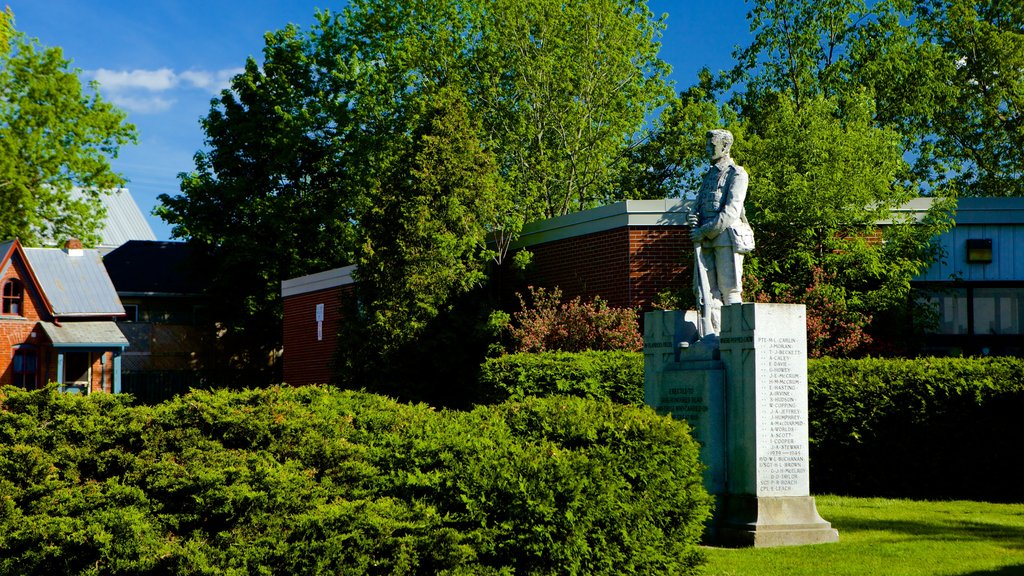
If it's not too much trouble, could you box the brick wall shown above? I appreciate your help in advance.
[282,285,352,386]
[520,225,692,311]
[524,228,633,308]
[89,351,115,393]
[627,226,692,309]
[1,253,48,387]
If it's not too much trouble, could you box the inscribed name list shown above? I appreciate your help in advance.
[755,334,810,497]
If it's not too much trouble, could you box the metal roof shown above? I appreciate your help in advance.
[38,321,128,348]
[45,188,157,249]
[87,188,158,248]
[22,247,125,316]
[281,265,357,298]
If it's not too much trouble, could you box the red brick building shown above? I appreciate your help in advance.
[280,265,357,385]
[1,238,128,393]
[511,199,691,309]
[280,200,693,386]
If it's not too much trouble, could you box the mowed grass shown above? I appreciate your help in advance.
[703,495,1024,576]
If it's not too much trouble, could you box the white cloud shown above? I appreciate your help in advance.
[84,67,243,113]
[108,95,177,115]
[180,68,243,94]
[90,68,179,92]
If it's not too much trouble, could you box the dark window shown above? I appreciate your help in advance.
[12,347,37,389]
[120,304,139,323]
[2,279,23,315]
[64,352,91,387]
[915,284,1024,355]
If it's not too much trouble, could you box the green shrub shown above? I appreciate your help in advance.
[808,356,1024,501]
[505,286,643,353]
[477,350,644,405]
[0,384,710,575]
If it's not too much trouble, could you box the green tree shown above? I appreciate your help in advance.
[160,1,672,388]
[730,0,1023,197]
[0,11,136,246]
[628,0,961,355]
[909,0,1024,196]
[338,90,503,398]
[158,23,360,384]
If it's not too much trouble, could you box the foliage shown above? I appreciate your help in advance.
[645,87,952,354]
[753,267,873,357]
[505,286,643,353]
[157,24,360,385]
[807,356,1024,501]
[340,90,502,384]
[728,0,1024,197]
[477,350,644,405]
[705,495,1024,576]
[0,385,711,575]
[904,0,1024,197]
[0,10,136,246]
[160,1,671,388]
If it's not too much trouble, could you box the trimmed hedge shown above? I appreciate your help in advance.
[808,356,1024,502]
[481,351,1024,501]
[478,350,644,405]
[0,385,711,575]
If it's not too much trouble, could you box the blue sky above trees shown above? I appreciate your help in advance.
[9,0,750,240]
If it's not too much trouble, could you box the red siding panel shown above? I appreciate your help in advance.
[282,285,352,386]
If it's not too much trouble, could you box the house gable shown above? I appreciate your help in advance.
[1,239,53,322]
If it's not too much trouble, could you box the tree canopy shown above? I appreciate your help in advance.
[159,0,672,386]
[639,0,981,354]
[0,10,136,246]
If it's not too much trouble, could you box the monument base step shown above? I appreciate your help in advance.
[716,495,839,548]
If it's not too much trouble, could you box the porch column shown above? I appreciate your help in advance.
[56,352,65,385]
[113,350,122,394]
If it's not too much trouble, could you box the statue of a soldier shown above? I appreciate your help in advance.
[688,129,754,341]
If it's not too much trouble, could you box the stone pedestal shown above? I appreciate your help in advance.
[644,311,725,495]
[643,304,838,548]
[718,303,837,547]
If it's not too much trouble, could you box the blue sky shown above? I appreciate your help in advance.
[10,0,752,241]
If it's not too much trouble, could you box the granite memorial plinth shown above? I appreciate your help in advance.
[644,304,838,547]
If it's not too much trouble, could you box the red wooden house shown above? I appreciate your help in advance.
[1,238,128,393]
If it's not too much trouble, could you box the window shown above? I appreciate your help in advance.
[120,304,139,322]
[12,347,37,389]
[915,284,1024,355]
[918,287,968,335]
[2,279,23,315]
[973,288,1023,335]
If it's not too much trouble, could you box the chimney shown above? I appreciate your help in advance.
[64,238,84,257]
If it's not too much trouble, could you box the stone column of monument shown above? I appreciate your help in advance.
[644,305,839,547]
[716,303,839,547]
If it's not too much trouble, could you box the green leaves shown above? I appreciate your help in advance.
[0,12,135,246]
[0,385,711,575]
[808,356,1024,500]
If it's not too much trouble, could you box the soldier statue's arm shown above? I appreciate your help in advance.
[695,165,748,241]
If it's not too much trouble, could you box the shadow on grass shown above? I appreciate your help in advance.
[830,516,1024,551]
[958,566,1024,576]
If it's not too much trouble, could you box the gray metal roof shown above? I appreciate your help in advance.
[23,247,125,316]
[84,188,157,248]
[38,321,128,348]
[281,265,357,298]
[42,188,157,249]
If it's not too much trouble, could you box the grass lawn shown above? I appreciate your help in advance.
[703,495,1024,576]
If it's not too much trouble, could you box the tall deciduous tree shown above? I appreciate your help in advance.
[729,0,1023,197]
[0,11,136,246]
[159,23,361,384]
[637,0,961,354]
[160,1,672,386]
